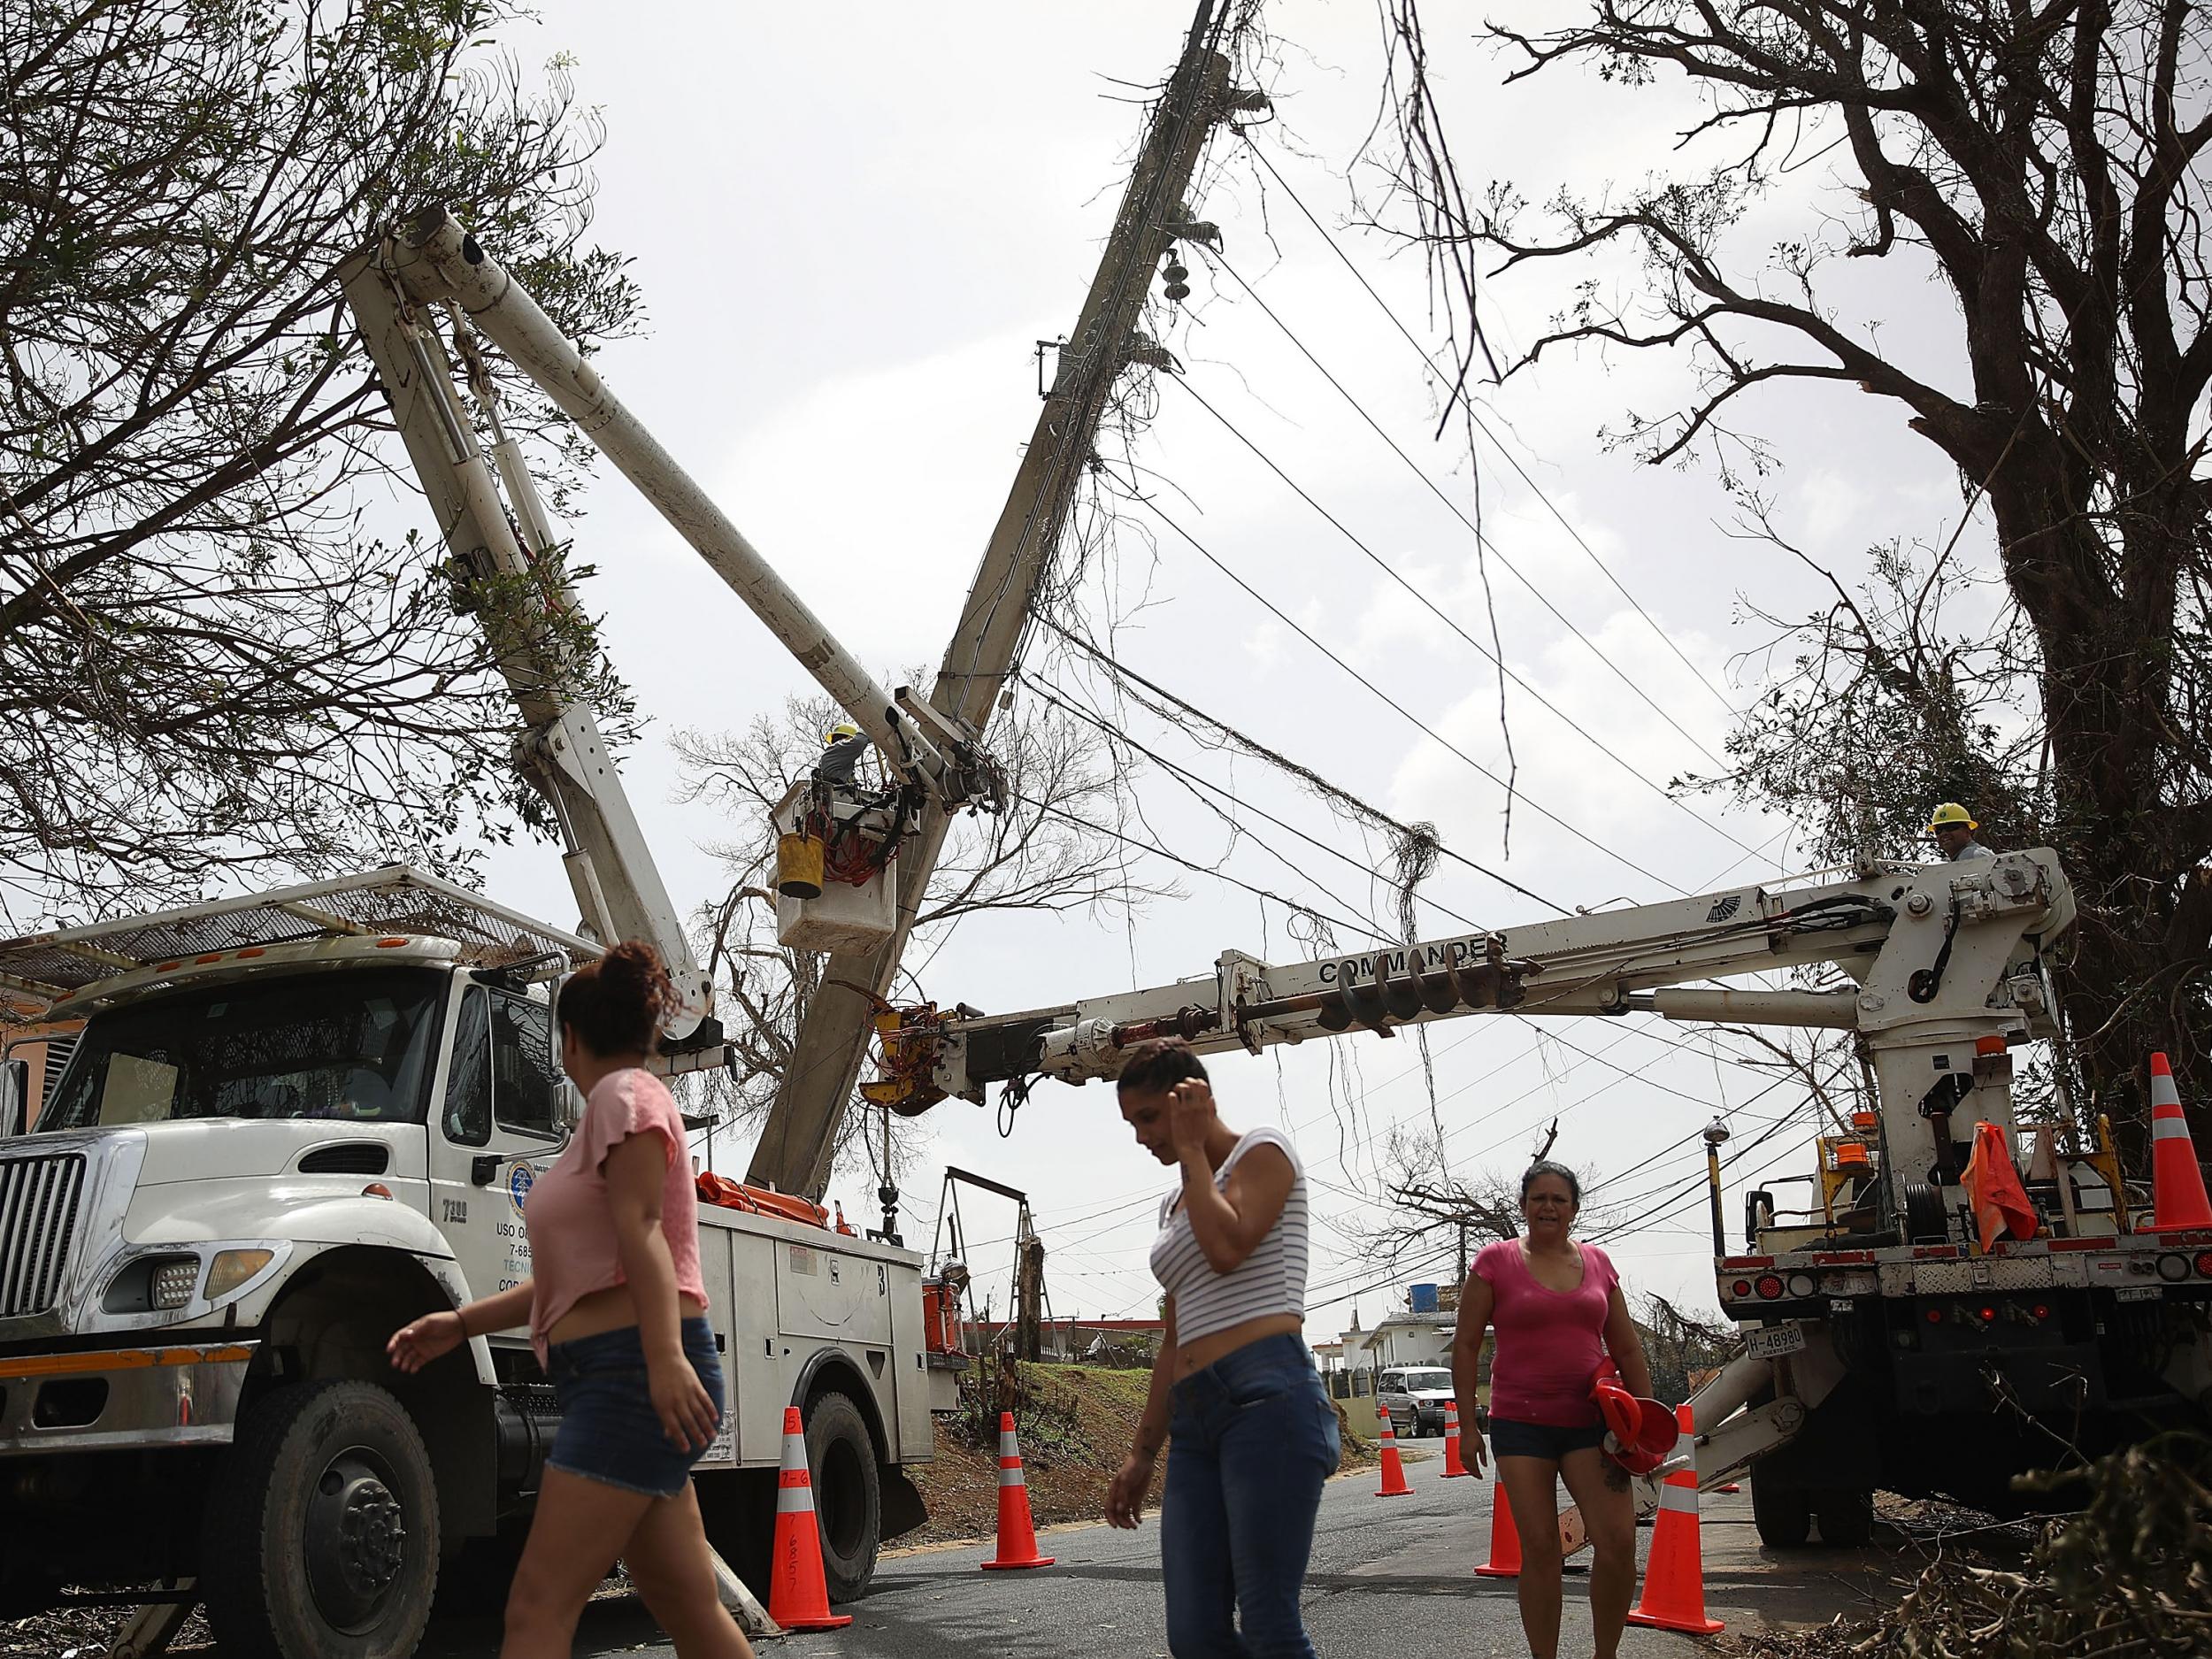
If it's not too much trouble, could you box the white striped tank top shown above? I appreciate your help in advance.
[1148,1125,1309,1343]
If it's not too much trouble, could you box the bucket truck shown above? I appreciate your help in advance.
[0,208,1014,1655]
[864,847,2212,1540]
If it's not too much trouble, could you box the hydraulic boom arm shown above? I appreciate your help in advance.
[889,850,2075,1230]
[342,212,1002,1042]
[340,244,718,1039]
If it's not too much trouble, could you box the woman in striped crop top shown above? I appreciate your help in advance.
[1103,1039,1338,1659]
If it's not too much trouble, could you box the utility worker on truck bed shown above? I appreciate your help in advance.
[1928,802,1993,862]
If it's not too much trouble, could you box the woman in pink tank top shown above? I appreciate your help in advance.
[387,943,752,1659]
[1450,1160,1655,1659]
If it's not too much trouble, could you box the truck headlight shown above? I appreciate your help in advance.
[105,1254,203,1313]
[206,1248,275,1301]
[151,1259,201,1310]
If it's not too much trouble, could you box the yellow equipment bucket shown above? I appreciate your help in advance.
[776,832,826,900]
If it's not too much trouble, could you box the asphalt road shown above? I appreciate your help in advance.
[419,1446,1901,1659]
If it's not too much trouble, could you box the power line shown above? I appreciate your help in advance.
[1125,487,1692,895]
[1011,787,1395,949]
[1586,1099,1815,1244]
[1195,244,1739,778]
[1021,671,1496,938]
[1041,617,1569,912]
[1168,374,1767,859]
[1240,139,1740,718]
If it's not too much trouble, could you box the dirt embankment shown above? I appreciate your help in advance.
[904,1363,1379,1548]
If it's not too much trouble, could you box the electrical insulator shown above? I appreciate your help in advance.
[1161,253,1191,303]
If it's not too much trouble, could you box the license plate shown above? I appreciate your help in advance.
[2114,1285,2160,1303]
[1747,1323,1808,1359]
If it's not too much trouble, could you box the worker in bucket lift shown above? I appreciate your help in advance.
[1927,802,1993,862]
[814,721,870,787]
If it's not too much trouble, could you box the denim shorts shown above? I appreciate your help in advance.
[1488,1414,1607,1462]
[545,1317,725,1498]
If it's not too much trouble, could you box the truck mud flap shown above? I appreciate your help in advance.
[880,1464,926,1541]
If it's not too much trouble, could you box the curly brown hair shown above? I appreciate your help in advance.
[557,940,673,1057]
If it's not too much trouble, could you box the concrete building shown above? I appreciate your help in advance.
[1350,1311,1458,1370]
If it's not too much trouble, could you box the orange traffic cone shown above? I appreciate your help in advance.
[767,1406,852,1630]
[1375,1417,1411,1497]
[1440,1402,1472,1478]
[981,1411,1056,1570]
[2148,1053,2212,1233]
[1473,1479,1521,1578]
[1626,1404,1724,1635]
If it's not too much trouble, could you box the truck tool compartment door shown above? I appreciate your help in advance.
[427,983,569,1302]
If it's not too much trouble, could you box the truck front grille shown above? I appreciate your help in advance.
[0,1154,86,1317]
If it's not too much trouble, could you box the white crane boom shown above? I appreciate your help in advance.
[888,849,2077,1233]
[339,246,717,1039]
[370,209,982,803]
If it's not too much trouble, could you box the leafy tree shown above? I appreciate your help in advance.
[0,0,637,924]
[1380,0,2212,1150]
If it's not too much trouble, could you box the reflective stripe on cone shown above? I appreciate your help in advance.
[1625,1403,1724,1635]
[2148,1054,2212,1233]
[1376,1418,1411,1497]
[981,1411,1056,1570]
[766,1405,853,1630]
[1440,1402,1471,1478]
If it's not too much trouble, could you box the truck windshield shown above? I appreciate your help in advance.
[1402,1370,1453,1391]
[39,969,443,1133]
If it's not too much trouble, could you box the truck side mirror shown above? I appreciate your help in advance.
[0,1057,29,1138]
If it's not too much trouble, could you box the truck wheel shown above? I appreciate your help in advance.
[1815,1487,1875,1547]
[804,1391,880,1601]
[202,1380,439,1659]
[1749,1467,1812,1549]
[695,1468,773,1602]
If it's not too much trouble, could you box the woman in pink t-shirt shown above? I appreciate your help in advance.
[1451,1160,1655,1659]
[388,943,751,1659]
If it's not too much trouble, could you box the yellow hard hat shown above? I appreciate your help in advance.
[825,723,860,744]
[1926,802,1977,832]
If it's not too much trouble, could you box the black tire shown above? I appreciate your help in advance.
[695,1468,774,1603]
[433,1517,529,1617]
[202,1380,440,1659]
[1750,1466,1813,1549]
[804,1391,880,1602]
[1816,1486,1875,1548]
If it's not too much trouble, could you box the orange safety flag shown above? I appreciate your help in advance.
[1962,1120,2039,1252]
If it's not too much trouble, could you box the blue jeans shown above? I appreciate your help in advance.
[1162,1333,1340,1658]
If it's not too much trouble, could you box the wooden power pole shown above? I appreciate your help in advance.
[749,14,1240,1197]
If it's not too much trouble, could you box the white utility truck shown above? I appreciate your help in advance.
[865,847,2212,1542]
[0,204,1000,1657]
[0,870,934,1658]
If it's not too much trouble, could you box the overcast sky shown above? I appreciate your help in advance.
[463,2,1994,1341]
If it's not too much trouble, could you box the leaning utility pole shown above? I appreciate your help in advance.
[749,16,1240,1197]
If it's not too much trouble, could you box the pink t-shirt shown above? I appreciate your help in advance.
[525,1068,707,1365]
[1474,1238,1620,1427]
